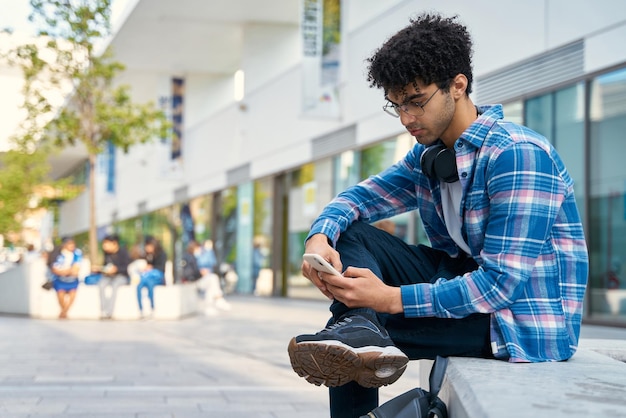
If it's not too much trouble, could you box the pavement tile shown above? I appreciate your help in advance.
[0,294,624,417]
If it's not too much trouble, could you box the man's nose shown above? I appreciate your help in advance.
[399,110,417,125]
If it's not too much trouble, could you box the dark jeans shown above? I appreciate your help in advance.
[327,222,493,418]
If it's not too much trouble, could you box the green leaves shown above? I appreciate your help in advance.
[0,147,50,234]
[1,0,170,255]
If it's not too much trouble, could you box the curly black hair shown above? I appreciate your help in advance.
[366,12,474,97]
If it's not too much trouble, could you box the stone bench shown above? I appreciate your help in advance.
[418,339,626,417]
[0,258,200,320]
[38,281,200,320]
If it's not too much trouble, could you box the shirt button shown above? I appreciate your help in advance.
[461,172,468,178]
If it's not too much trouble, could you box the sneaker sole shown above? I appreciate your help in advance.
[288,337,408,388]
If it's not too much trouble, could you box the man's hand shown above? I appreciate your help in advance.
[103,264,118,275]
[301,234,342,300]
[318,267,404,314]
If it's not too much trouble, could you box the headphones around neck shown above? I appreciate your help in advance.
[420,140,459,183]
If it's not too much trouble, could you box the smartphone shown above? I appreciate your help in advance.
[303,253,343,277]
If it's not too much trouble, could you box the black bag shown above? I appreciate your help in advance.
[361,356,448,418]
[42,281,54,291]
[181,255,202,282]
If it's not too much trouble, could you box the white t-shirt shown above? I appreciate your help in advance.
[440,181,471,255]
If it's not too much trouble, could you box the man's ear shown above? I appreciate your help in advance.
[450,74,468,99]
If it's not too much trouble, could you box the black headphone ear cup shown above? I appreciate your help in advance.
[420,145,440,179]
[433,149,459,183]
[420,143,459,183]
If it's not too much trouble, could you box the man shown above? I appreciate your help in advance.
[95,234,130,319]
[287,12,588,418]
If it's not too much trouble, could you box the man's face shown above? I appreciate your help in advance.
[386,81,455,146]
[102,240,118,254]
[63,240,76,252]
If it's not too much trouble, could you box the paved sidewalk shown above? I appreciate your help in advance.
[0,295,625,417]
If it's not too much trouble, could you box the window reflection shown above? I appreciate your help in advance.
[588,68,626,320]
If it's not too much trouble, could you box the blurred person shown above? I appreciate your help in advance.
[92,234,130,319]
[195,239,230,314]
[180,240,202,284]
[22,244,41,263]
[196,239,217,275]
[136,236,167,319]
[48,237,83,319]
[127,244,147,286]
[252,236,267,295]
[288,12,588,418]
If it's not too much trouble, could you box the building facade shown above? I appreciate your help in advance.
[56,0,626,324]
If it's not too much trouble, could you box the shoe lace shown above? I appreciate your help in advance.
[326,316,353,330]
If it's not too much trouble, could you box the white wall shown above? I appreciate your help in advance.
[58,0,626,236]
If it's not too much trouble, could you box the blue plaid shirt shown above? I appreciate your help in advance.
[308,104,588,362]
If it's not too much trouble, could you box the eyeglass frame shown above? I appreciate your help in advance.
[382,88,441,118]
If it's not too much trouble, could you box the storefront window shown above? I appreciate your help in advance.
[524,85,586,227]
[334,150,360,195]
[525,94,554,143]
[502,101,523,124]
[187,195,214,244]
[286,162,333,299]
[217,187,238,267]
[588,68,626,320]
[170,196,215,284]
[360,133,424,244]
[252,178,273,295]
[554,84,586,220]
[235,181,254,293]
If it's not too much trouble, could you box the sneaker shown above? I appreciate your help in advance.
[287,314,408,388]
[204,306,219,316]
[215,297,231,311]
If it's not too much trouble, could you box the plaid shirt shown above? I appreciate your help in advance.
[308,104,588,362]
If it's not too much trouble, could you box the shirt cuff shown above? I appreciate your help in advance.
[307,219,342,246]
[401,283,436,317]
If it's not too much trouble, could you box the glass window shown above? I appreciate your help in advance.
[286,162,334,299]
[334,150,360,195]
[360,133,425,244]
[188,195,214,244]
[525,94,554,143]
[252,178,273,296]
[235,181,254,293]
[588,67,626,321]
[524,85,586,232]
[554,84,586,221]
[502,101,523,124]
[215,187,238,277]
[170,195,215,284]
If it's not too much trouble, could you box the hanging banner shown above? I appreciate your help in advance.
[171,77,184,160]
[157,77,184,179]
[301,0,341,118]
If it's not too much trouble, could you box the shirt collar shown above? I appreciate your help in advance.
[458,104,503,150]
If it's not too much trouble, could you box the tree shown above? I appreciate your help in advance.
[5,0,169,263]
[0,147,48,237]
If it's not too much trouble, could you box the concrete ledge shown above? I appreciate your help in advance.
[0,259,200,320]
[420,340,626,417]
[37,282,199,320]
[153,283,199,320]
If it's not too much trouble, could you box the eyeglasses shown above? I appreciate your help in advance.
[382,88,440,118]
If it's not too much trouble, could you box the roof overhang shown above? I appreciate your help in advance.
[47,0,301,179]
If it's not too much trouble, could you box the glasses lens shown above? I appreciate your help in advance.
[412,104,425,117]
[402,103,425,117]
[383,103,400,118]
